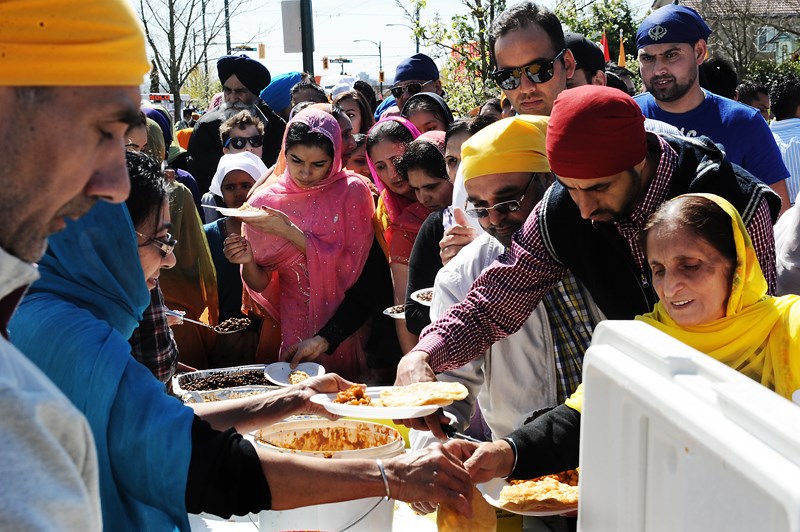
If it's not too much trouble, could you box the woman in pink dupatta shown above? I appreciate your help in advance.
[229,108,374,379]
[366,116,433,352]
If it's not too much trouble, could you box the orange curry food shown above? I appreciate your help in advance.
[332,384,373,406]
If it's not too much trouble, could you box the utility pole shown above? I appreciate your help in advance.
[224,0,231,54]
[300,0,315,75]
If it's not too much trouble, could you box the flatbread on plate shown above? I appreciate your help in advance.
[379,381,468,407]
[498,474,578,513]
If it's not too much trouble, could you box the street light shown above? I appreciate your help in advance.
[353,39,384,97]
[386,23,419,54]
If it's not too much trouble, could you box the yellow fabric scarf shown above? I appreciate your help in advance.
[636,193,800,399]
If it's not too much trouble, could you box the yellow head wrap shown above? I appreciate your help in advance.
[0,0,149,86]
[636,193,800,400]
[461,115,550,182]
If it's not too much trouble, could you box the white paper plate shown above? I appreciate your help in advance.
[477,477,578,516]
[310,386,442,419]
[410,288,434,307]
[211,206,268,218]
[265,362,325,386]
[382,305,405,319]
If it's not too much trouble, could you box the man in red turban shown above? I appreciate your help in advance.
[394,85,782,438]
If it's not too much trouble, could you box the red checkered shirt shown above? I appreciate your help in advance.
[419,135,777,372]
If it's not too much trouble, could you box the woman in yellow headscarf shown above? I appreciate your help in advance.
[448,193,800,483]
[636,193,800,398]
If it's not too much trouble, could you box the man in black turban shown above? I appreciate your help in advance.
[188,54,286,195]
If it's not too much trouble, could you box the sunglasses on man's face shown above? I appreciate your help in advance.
[490,49,566,91]
[390,80,436,99]
[224,135,264,150]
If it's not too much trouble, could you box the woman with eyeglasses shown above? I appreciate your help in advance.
[10,150,473,529]
[400,92,454,134]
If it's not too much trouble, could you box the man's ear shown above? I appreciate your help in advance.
[694,40,708,65]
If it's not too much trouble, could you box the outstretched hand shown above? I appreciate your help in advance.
[284,335,330,367]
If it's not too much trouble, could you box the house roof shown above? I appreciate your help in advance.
[680,0,799,17]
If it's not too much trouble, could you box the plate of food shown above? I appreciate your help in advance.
[310,382,469,419]
[265,362,325,386]
[211,204,268,218]
[477,469,579,516]
[382,304,406,319]
[410,288,434,307]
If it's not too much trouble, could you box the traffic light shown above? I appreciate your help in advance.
[322,56,329,69]
[258,43,266,59]
[378,70,385,83]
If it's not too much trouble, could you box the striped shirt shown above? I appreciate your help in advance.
[770,118,800,204]
[419,135,777,372]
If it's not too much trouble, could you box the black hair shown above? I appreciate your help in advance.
[290,78,328,106]
[481,97,502,115]
[489,2,565,64]
[353,133,367,149]
[698,56,739,100]
[284,120,335,159]
[606,64,636,96]
[640,195,736,275]
[736,79,769,105]
[445,115,498,147]
[182,108,193,118]
[395,138,448,181]
[770,76,800,121]
[125,150,169,230]
[366,119,415,156]
[354,80,378,113]
[401,95,451,126]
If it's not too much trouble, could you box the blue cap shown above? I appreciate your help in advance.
[394,53,439,84]
[259,71,303,111]
[636,5,711,49]
[374,95,396,122]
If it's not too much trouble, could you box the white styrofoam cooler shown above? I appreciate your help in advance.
[578,321,800,532]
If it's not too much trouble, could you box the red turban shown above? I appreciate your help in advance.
[546,85,647,179]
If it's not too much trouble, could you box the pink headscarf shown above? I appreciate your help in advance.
[244,109,375,377]
[366,116,421,224]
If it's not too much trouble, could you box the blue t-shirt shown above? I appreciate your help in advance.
[635,90,789,185]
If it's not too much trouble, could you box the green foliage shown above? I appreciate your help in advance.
[555,0,642,65]
[746,58,800,93]
[183,68,221,110]
[422,0,506,115]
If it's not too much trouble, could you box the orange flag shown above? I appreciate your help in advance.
[601,32,611,62]
[618,31,627,67]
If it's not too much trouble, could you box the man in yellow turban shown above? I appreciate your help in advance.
[0,0,148,528]
[408,118,602,527]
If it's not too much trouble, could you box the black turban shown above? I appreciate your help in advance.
[217,54,271,96]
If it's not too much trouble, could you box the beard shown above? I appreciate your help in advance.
[220,100,259,120]
[644,69,697,103]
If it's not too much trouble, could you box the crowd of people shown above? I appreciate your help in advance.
[1,0,799,530]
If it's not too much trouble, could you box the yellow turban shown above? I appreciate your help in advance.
[0,0,149,86]
[461,115,550,182]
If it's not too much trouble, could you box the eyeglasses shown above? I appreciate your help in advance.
[136,231,178,258]
[224,135,264,150]
[390,80,436,99]
[490,49,566,90]
[463,175,535,219]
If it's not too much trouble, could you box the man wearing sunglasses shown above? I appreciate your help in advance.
[408,118,601,523]
[488,1,576,117]
[391,53,444,111]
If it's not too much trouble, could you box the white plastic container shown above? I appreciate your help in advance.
[578,321,800,532]
[253,419,404,531]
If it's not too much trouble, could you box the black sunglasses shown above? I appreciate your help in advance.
[463,174,535,219]
[390,80,435,99]
[490,49,566,90]
[136,231,178,258]
[224,135,264,150]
